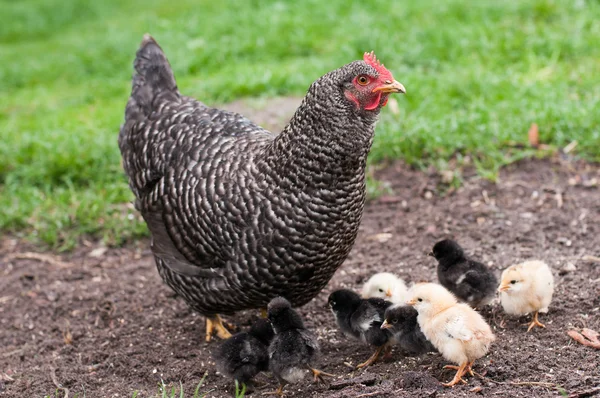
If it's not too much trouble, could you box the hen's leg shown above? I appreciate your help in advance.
[526,311,546,332]
[205,315,232,342]
[442,362,468,387]
[356,346,384,369]
[260,308,268,318]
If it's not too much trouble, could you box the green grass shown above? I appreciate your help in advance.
[1,0,599,249]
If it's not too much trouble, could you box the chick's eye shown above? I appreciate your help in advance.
[357,75,369,85]
[510,280,517,284]
[417,298,423,302]
[393,319,398,324]
[378,288,384,293]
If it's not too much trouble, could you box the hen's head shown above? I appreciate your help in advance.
[310,52,405,116]
[343,52,405,112]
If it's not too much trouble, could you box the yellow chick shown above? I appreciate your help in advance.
[498,260,554,332]
[362,272,409,304]
[407,283,495,387]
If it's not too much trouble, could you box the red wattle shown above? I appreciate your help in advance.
[364,92,382,111]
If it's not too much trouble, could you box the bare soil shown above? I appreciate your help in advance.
[2,155,599,398]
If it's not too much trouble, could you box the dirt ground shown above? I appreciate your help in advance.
[2,154,599,398]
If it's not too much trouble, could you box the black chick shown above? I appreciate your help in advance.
[381,305,436,356]
[214,318,274,387]
[267,297,333,396]
[328,289,393,369]
[429,239,498,308]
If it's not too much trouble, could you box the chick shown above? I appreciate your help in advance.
[214,318,274,386]
[328,289,393,369]
[498,260,554,332]
[266,297,332,396]
[407,283,495,387]
[381,305,436,356]
[362,272,409,304]
[429,239,498,308]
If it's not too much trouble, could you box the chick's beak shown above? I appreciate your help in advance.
[498,285,510,292]
[385,288,393,298]
[373,80,406,94]
[407,299,417,306]
[381,320,392,330]
[427,251,434,257]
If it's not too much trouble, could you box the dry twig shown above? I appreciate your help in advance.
[50,367,69,398]
[4,252,71,269]
[568,328,600,349]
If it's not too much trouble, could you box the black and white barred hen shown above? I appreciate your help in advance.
[119,35,405,341]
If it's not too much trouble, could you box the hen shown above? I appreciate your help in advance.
[119,35,405,340]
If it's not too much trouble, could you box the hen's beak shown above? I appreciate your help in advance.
[407,299,417,306]
[498,285,510,292]
[381,320,392,330]
[373,80,406,94]
[385,288,393,298]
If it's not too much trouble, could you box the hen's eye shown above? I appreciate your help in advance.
[510,280,517,284]
[357,75,369,85]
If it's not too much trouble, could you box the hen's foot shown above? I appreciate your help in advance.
[356,346,384,369]
[526,311,546,332]
[205,315,232,342]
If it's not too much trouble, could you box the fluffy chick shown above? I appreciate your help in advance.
[267,297,332,396]
[362,272,409,304]
[430,239,498,308]
[328,289,393,369]
[498,260,554,332]
[408,283,495,387]
[381,305,436,356]
[214,318,274,386]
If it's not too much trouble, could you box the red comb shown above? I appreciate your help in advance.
[363,51,393,80]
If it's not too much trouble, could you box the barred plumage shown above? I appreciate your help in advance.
[118,35,404,329]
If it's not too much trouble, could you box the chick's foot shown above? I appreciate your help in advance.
[262,385,285,396]
[442,362,468,387]
[356,346,384,369]
[526,311,546,332]
[309,367,335,384]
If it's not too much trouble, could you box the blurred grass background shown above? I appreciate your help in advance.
[1,0,599,249]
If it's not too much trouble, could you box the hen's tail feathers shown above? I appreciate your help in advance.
[125,34,179,122]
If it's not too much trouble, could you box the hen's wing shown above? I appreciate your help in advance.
[119,36,275,278]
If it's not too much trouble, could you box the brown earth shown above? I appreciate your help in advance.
[1,155,599,398]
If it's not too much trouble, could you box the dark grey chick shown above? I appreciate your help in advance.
[214,318,274,387]
[267,297,333,396]
[328,289,393,369]
[430,239,498,308]
[381,305,436,355]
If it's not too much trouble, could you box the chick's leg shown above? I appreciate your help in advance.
[356,346,384,369]
[308,367,335,383]
[526,311,546,332]
[205,315,232,342]
[442,362,468,387]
